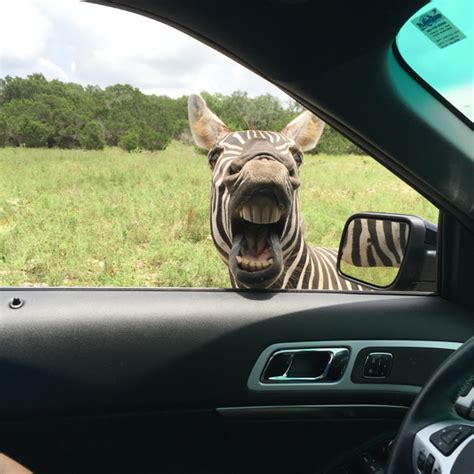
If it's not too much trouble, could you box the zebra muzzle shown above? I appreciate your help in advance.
[229,230,283,288]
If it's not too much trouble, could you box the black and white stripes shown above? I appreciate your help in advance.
[341,218,409,268]
[207,131,364,290]
[188,93,370,290]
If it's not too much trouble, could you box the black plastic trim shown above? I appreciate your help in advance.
[216,404,408,420]
[351,347,454,385]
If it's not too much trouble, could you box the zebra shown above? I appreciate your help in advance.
[340,218,409,268]
[188,93,384,290]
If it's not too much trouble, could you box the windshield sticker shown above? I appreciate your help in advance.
[411,8,466,49]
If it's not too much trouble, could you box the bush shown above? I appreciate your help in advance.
[138,127,170,151]
[9,115,51,147]
[309,125,363,155]
[0,115,7,147]
[80,121,105,150]
[0,74,364,154]
[119,129,140,152]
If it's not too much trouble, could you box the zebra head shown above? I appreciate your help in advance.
[188,94,324,289]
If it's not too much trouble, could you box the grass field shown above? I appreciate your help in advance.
[0,142,438,287]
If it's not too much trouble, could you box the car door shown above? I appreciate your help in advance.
[1,1,473,473]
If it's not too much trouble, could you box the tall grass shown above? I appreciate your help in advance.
[0,142,438,287]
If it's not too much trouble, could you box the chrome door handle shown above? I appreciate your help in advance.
[261,347,350,383]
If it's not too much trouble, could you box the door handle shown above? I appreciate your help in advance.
[261,348,350,383]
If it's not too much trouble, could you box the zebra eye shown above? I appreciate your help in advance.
[291,149,304,166]
[208,147,223,169]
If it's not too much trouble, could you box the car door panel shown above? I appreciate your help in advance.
[1,289,472,473]
[1,290,472,419]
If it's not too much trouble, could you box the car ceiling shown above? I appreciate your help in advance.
[94,0,425,80]
[90,0,474,233]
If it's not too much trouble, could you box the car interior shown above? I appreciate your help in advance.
[0,0,473,473]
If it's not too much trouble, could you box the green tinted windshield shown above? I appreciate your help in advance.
[396,0,473,122]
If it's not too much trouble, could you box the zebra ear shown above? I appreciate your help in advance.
[281,111,325,152]
[188,94,229,150]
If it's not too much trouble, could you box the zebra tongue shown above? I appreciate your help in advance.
[245,226,268,258]
[269,229,281,255]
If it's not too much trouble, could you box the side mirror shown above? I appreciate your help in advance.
[337,212,437,291]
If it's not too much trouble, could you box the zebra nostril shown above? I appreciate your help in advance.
[289,169,300,187]
[228,163,241,175]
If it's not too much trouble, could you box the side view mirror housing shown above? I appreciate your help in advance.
[337,212,437,291]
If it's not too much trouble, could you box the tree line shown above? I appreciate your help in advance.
[0,74,362,154]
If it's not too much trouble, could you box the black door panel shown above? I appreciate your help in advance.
[1,289,472,472]
[1,290,472,420]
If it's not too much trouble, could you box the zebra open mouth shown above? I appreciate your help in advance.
[229,194,285,288]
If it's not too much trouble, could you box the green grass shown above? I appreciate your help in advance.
[0,142,438,287]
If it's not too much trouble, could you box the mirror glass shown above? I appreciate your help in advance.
[339,217,410,287]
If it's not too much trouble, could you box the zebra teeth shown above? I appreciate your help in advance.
[261,206,271,224]
[241,206,252,222]
[239,204,281,224]
[269,207,281,223]
[251,206,260,224]
[237,256,274,272]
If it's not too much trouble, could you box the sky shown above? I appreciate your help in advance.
[0,0,289,100]
[0,0,471,119]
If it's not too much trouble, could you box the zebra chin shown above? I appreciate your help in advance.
[229,231,283,289]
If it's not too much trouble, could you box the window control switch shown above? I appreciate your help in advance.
[363,352,393,378]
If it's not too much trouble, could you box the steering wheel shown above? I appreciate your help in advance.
[387,336,474,473]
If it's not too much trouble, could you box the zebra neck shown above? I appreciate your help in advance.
[229,240,363,291]
[276,233,314,289]
[277,238,362,291]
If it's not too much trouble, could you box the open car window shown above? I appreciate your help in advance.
[0,0,439,291]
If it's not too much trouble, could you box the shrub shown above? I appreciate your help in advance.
[0,114,7,147]
[138,127,170,151]
[80,121,105,150]
[119,129,140,152]
[0,74,364,154]
[309,125,364,155]
[9,115,51,147]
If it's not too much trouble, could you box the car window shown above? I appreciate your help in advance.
[396,0,473,123]
[0,0,439,291]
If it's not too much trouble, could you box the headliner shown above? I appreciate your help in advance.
[93,0,426,81]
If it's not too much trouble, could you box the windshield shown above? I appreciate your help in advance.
[396,0,473,122]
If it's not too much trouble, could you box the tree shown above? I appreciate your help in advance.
[80,121,105,150]
[9,115,51,147]
[307,125,363,155]
[0,74,49,104]
[138,127,170,151]
[0,74,363,154]
[118,129,140,152]
[0,114,7,147]
[242,94,286,130]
